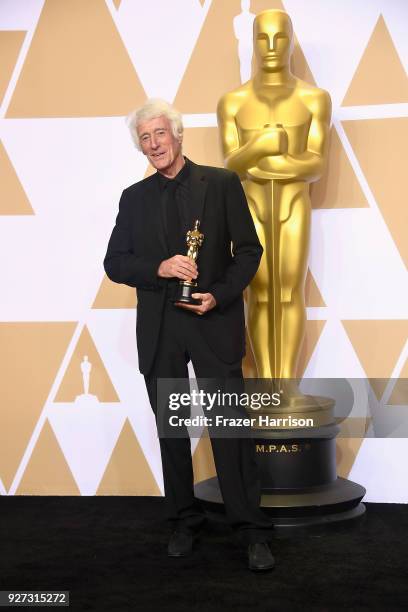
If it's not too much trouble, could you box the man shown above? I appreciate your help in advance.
[104,99,275,571]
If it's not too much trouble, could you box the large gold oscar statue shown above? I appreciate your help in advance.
[195,8,365,527]
[217,9,331,408]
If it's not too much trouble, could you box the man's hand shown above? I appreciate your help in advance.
[176,293,216,315]
[157,255,197,281]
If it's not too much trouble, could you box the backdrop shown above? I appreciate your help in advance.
[0,0,407,501]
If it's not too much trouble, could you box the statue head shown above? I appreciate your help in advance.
[253,10,294,72]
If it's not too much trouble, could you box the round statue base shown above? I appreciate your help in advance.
[195,417,366,535]
[194,476,366,535]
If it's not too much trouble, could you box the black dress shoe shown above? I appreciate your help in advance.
[248,542,275,571]
[167,531,193,557]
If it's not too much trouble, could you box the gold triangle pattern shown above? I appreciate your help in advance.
[0,31,26,106]
[0,322,76,492]
[342,15,408,106]
[183,126,224,167]
[97,419,162,495]
[305,269,325,307]
[92,274,137,309]
[0,140,34,214]
[342,320,408,399]
[16,420,80,494]
[296,320,326,378]
[174,0,244,113]
[343,117,408,265]
[311,127,369,209]
[6,0,147,117]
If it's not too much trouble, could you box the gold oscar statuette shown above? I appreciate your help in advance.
[173,219,204,305]
[217,9,332,413]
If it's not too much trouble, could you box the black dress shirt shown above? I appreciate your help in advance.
[157,157,191,254]
[157,158,192,300]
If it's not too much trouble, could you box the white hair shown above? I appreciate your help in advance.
[126,99,184,151]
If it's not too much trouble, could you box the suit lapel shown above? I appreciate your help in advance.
[188,159,207,232]
[142,174,169,257]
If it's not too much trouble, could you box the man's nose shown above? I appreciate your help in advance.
[150,135,159,149]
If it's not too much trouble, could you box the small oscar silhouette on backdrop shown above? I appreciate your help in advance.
[173,219,204,305]
[74,355,98,405]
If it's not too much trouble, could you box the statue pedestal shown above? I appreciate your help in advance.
[194,399,366,534]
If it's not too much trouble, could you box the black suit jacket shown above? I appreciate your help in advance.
[103,159,263,375]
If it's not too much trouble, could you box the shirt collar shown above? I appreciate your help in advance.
[157,157,190,191]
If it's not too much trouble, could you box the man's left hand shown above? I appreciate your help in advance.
[175,293,216,315]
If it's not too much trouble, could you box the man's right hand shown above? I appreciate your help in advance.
[157,255,198,281]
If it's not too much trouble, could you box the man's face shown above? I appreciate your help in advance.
[254,12,293,72]
[137,115,183,174]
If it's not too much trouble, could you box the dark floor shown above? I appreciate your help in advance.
[0,497,406,611]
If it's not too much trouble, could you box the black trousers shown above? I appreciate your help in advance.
[144,301,274,545]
